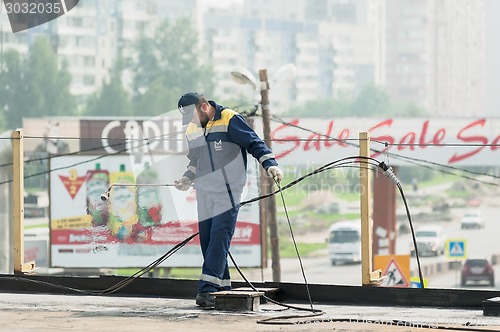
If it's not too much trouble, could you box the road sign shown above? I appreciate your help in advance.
[380,259,410,287]
[374,255,410,288]
[410,277,428,288]
[446,239,467,260]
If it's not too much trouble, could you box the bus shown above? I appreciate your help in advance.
[328,220,361,265]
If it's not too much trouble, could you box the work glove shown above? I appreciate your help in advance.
[267,166,283,183]
[174,176,192,191]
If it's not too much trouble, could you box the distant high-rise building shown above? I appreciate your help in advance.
[484,0,500,117]
[385,0,485,117]
[202,0,384,113]
[9,0,487,119]
[54,0,118,97]
[0,0,200,100]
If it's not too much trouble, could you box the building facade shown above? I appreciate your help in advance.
[1,0,487,116]
[385,0,485,116]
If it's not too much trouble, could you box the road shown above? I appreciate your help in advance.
[238,206,500,289]
[19,197,500,291]
[430,263,499,290]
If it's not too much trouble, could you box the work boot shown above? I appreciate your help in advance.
[196,292,215,308]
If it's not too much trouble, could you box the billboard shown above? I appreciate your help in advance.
[24,116,500,167]
[262,117,500,166]
[49,154,261,268]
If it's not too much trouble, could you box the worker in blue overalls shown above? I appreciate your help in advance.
[175,92,283,308]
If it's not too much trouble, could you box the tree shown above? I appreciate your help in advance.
[351,83,391,117]
[0,49,28,129]
[129,18,214,116]
[25,37,75,118]
[0,36,75,129]
[284,83,429,118]
[287,96,353,118]
[84,59,131,116]
[392,102,429,117]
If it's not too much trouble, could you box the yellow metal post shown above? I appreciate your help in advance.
[12,129,35,274]
[359,132,382,286]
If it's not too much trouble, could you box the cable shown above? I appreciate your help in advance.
[5,157,422,317]
[99,183,179,202]
[8,158,371,302]
[275,179,314,311]
[397,180,425,289]
[241,156,380,206]
[92,232,198,295]
[377,161,400,186]
[245,159,426,324]
[230,159,388,324]
[0,130,186,186]
[378,161,424,288]
[228,252,323,314]
[2,232,199,295]
[11,159,371,295]
[386,154,500,186]
[1,128,186,168]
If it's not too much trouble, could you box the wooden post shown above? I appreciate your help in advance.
[359,132,381,286]
[259,69,280,282]
[12,129,35,274]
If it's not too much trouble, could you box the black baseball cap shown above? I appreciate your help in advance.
[178,92,202,125]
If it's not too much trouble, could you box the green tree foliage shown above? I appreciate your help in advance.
[0,36,75,129]
[392,102,428,117]
[286,83,428,118]
[84,59,131,116]
[129,18,214,116]
[288,95,352,117]
[0,49,25,129]
[397,166,436,184]
[351,83,391,116]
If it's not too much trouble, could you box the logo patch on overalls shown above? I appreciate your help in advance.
[214,140,222,151]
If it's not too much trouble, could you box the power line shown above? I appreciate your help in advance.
[1,115,499,188]
[0,129,186,168]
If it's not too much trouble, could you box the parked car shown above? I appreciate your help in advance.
[460,210,485,229]
[460,258,495,287]
[409,226,446,257]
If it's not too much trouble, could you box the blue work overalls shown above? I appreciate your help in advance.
[182,101,278,293]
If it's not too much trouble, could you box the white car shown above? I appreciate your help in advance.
[410,226,446,257]
[460,210,485,229]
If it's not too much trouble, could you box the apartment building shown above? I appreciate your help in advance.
[385,0,485,116]
[0,0,198,99]
[203,0,382,112]
[1,0,487,116]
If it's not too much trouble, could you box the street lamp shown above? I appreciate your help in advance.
[230,66,258,90]
[230,64,297,283]
[231,63,297,92]
[231,63,297,116]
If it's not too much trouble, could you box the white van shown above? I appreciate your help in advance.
[328,220,361,265]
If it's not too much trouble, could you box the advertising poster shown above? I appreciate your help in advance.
[49,154,261,268]
[254,117,500,166]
